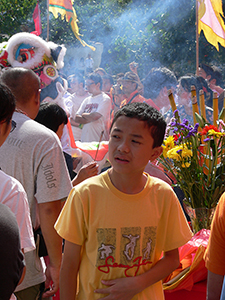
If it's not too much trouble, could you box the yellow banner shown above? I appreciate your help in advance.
[198,0,225,51]
[49,0,95,50]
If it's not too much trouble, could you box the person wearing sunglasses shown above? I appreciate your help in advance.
[75,72,111,143]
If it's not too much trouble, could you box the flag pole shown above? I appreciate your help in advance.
[196,0,199,76]
[47,0,49,41]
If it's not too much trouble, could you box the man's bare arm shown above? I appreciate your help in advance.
[70,117,80,127]
[60,241,81,300]
[75,112,102,124]
[206,270,224,300]
[38,200,63,297]
[72,161,99,186]
[95,248,180,300]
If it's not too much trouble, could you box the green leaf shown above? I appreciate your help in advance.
[195,112,205,128]
[219,107,225,122]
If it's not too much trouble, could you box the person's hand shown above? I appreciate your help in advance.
[129,62,138,74]
[42,263,60,298]
[78,161,99,181]
[72,161,99,186]
[94,277,141,300]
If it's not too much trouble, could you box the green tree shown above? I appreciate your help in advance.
[1,0,225,79]
[0,0,37,39]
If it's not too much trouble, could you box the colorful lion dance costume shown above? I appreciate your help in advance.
[0,32,67,105]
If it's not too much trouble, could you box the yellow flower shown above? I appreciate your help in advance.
[181,161,191,168]
[167,144,192,168]
[181,147,193,159]
[167,146,181,160]
[162,136,175,157]
[207,129,225,138]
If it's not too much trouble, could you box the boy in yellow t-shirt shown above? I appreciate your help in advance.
[55,102,192,300]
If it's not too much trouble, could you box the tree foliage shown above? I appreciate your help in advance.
[0,0,37,37]
[1,0,225,79]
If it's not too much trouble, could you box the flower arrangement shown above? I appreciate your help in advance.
[158,110,225,231]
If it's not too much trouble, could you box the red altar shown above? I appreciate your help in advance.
[164,279,207,300]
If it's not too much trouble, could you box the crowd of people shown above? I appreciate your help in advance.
[0,60,224,300]
[65,62,224,142]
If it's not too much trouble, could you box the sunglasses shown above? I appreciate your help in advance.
[10,120,17,132]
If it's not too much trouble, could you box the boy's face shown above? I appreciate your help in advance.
[122,80,136,97]
[102,78,112,93]
[198,67,207,79]
[85,79,100,95]
[176,83,190,106]
[109,116,162,177]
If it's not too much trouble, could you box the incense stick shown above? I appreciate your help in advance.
[94,131,104,161]
[199,89,206,121]
[213,92,218,126]
[191,85,199,125]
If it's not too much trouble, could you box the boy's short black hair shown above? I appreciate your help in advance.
[143,67,178,99]
[86,73,103,90]
[0,83,16,123]
[110,102,166,148]
[35,102,68,133]
[199,63,213,77]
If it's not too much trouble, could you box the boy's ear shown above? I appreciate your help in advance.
[149,146,163,162]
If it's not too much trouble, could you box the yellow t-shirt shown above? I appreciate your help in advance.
[204,193,225,275]
[55,171,192,300]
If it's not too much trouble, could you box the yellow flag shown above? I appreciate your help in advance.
[49,0,95,50]
[198,0,225,51]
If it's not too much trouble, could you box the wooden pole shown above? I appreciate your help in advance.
[47,0,49,41]
[196,0,199,76]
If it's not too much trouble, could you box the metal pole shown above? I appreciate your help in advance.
[196,0,199,76]
[47,0,49,41]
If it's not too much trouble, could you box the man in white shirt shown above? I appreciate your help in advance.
[75,73,111,142]
[68,73,89,140]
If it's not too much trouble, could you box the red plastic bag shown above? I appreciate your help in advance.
[163,229,210,292]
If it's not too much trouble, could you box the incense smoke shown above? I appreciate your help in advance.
[65,0,196,78]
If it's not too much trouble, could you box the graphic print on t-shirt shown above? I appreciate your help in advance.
[84,103,98,113]
[96,226,156,277]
